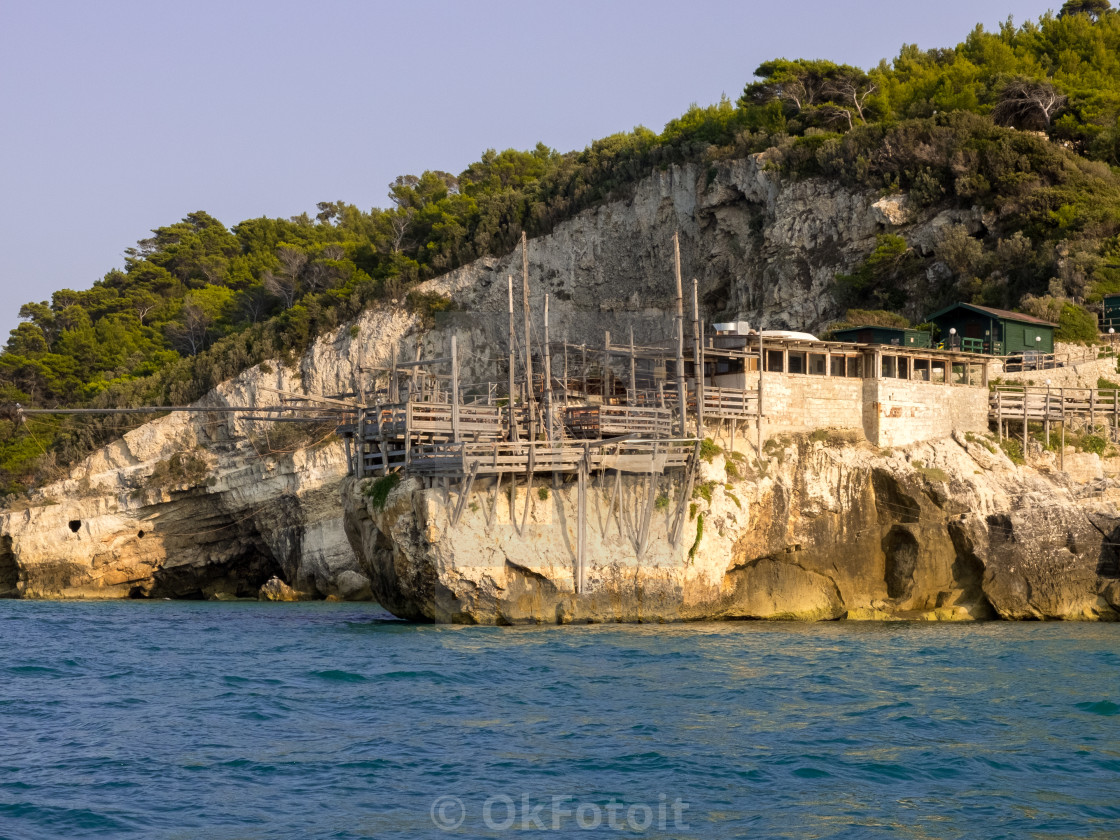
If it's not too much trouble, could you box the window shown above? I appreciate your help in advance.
[882,356,897,378]
[846,356,862,378]
[808,353,827,375]
[830,355,846,377]
[766,349,784,372]
[913,358,930,381]
[788,351,807,374]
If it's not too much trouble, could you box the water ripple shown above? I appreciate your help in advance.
[1,602,1119,839]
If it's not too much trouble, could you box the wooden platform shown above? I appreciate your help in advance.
[362,439,693,477]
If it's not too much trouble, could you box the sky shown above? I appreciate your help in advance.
[0,0,1059,337]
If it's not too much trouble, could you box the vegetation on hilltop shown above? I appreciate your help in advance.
[3,1,1120,494]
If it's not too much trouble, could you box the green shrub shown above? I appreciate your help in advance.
[688,514,705,562]
[1056,302,1101,344]
[538,486,549,501]
[364,473,400,509]
[1000,438,1026,465]
[147,452,209,489]
[699,438,722,463]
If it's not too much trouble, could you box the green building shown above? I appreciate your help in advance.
[831,325,931,348]
[924,303,1055,355]
[1103,293,1120,332]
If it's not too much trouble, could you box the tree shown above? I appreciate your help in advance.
[1059,0,1111,20]
[740,59,877,130]
[991,76,1068,129]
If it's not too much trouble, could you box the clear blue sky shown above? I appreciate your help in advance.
[0,0,1058,337]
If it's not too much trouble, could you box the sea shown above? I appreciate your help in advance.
[1,601,1118,839]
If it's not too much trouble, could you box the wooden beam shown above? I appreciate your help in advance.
[543,294,553,442]
[521,231,536,442]
[450,335,460,442]
[673,231,688,437]
[508,275,518,443]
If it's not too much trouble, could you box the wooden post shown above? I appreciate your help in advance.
[507,276,518,443]
[521,233,536,442]
[577,445,588,594]
[450,335,460,443]
[692,278,703,439]
[1023,387,1028,451]
[628,326,637,406]
[1061,387,1066,471]
[355,409,365,479]
[997,390,1003,442]
[582,345,588,403]
[673,231,688,437]
[757,325,764,456]
[603,331,611,403]
[1044,383,1050,444]
[563,339,569,407]
[390,345,398,403]
[543,294,553,442]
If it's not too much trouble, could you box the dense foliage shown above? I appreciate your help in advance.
[4,2,1120,494]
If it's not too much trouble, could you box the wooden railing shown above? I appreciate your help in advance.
[990,385,1120,426]
[698,387,758,418]
[563,405,674,439]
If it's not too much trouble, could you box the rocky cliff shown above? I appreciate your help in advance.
[2,153,1100,608]
[343,431,1120,623]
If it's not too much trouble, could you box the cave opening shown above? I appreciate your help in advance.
[68,520,81,533]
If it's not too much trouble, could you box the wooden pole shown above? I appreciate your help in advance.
[544,294,553,442]
[757,325,764,456]
[390,345,398,403]
[1061,387,1066,471]
[692,278,703,439]
[629,326,637,406]
[1044,383,1050,444]
[450,335,460,442]
[355,409,365,479]
[603,331,611,403]
[582,344,588,401]
[1023,387,1028,451]
[673,231,687,437]
[563,339,569,408]
[521,233,536,442]
[507,275,518,443]
[997,390,1003,442]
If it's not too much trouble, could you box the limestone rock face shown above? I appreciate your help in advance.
[0,306,416,600]
[343,433,1120,624]
[0,155,1077,604]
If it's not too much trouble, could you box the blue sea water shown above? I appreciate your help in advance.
[1,603,1119,840]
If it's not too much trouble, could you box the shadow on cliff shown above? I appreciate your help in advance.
[0,535,19,598]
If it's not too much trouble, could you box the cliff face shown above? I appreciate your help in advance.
[343,432,1120,623]
[0,154,1063,603]
[0,307,414,600]
[419,156,981,344]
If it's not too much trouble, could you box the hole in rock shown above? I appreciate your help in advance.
[68,520,81,533]
[137,530,145,539]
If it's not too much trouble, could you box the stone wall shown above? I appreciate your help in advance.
[994,353,1118,389]
[732,372,990,448]
[869,379,990,448]
[758,374,866,439]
